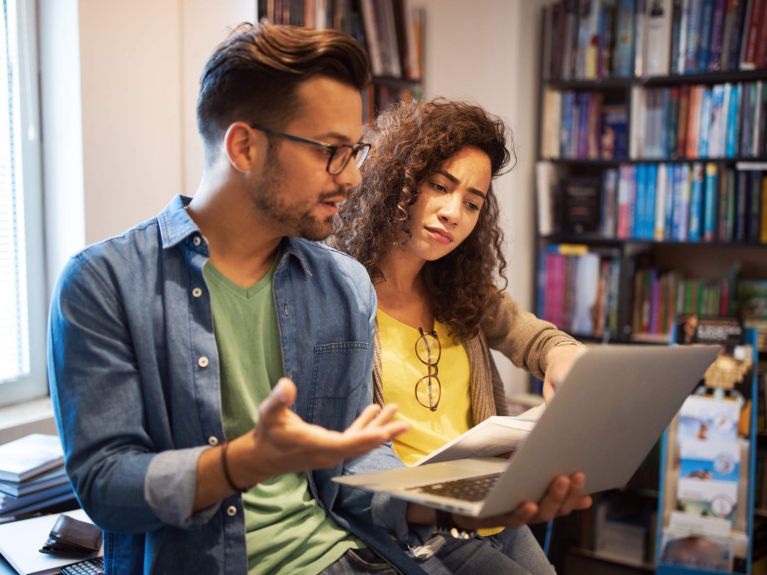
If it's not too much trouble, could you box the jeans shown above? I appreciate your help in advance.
[419,527,556,575]
[320,548,401,574]
[319,526,556,575]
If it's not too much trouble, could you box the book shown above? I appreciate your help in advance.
[0,482,74,516]
[0,467,68,497]
[645,0,673,75]
[0,435,64,483]
[411,406,542,466]
[562,178,602,235]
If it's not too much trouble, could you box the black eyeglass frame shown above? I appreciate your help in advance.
[415,327,442,412]
[249,123,371,176]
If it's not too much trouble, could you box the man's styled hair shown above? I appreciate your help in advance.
[197,21,370,157]
[333,99,515,340]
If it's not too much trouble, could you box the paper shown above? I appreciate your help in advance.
[411,414,537,466]
[0,509,101,575]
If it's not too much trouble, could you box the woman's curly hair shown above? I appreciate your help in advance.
[333,98,515,340]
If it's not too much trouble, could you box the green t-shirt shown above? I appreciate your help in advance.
[203,262,360,575]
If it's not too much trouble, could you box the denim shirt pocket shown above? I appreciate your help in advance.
[309,341,371,429]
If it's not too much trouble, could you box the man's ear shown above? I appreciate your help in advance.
[223,122,261,173]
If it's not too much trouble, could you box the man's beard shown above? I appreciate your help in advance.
[251,150,344,241]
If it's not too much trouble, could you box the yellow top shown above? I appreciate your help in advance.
[377,308,472,466]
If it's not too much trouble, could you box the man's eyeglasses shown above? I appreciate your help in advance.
[415,327,441,412]
[249,123,371,176]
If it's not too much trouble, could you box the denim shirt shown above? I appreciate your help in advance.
[48,196,425,575]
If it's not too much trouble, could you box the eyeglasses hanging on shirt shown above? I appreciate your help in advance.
[415,327,441,411]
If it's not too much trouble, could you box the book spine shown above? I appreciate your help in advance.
[748,170,762,242]
[703,162,720,241]
[655,162,668,240]
[614,0,637,76]
[688,162,704,241]
[684,0,703,73]
[697,0,715,71]
[761,174,767,242]
[708,0,728,70]
[645,0,673,76]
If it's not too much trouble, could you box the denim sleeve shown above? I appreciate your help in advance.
[48,253,211,531]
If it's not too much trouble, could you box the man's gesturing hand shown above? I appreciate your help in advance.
[235,378,410,486]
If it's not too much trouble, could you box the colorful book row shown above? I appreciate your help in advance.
[631,267,737,337]
[541,0,767,82]
[541,89,629,159]
[536,244,622,338]
[600,163,767,243]
[631,81,767,159]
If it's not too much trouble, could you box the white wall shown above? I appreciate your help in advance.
[417,0,546,394]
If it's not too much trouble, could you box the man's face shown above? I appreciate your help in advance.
[249,76,363,240]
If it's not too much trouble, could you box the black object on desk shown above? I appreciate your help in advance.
[39,516,101,557]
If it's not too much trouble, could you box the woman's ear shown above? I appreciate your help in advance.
[223,122,261,173]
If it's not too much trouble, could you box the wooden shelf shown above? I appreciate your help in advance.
[545,68,767,90]
[540,234,767,250]
[543,156,767,165]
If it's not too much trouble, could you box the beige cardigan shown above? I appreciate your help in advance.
[373,292,578,425]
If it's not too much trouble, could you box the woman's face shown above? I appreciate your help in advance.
[404,145,492,262]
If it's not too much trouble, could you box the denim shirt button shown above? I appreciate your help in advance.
[198,356,209,368]
[208,436,219,446]
[192,287,203,298]
[193,236,202,246]
[226,505,237,517]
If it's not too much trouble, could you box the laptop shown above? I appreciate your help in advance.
[333,344,720,519]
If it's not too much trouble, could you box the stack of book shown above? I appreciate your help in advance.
[0,434,75,521]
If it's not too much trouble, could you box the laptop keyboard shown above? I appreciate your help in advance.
[407,472,502,502]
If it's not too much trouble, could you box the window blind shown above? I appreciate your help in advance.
[0,0,30,385]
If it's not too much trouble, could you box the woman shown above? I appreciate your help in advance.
[333,99,584,572]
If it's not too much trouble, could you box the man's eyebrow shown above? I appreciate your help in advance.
[316,131,362,144]
[434,169,487,199]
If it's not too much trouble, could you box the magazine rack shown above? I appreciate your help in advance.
[655,318,758,575]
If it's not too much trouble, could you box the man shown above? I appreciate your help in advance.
[48,22,589,575]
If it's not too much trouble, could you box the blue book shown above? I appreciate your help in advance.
[697,87,712,158]
[702,162,719,241]
[634,164,647,239]
[645,164,658,239]
[688,162,704,241]
[669,0,683,74]
[561,91,574,157]
[677,164,691,241]
[614,0,636,76]
[697,0,715,71]
[725,83,740,157]
[684,0,703,73]
[664,164,676,240]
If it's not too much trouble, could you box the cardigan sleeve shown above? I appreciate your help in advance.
[481,292,581,381]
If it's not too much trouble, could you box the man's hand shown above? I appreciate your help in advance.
[542,343,585,402]
[236,378,409,485]
[194,378,408,510]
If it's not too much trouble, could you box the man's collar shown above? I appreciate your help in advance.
[157,194,313,276]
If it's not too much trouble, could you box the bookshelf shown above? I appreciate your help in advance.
[534,1,767,573]
[255,0,425,120]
